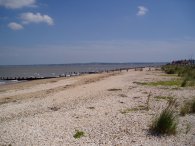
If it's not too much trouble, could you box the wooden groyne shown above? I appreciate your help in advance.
[0,76,54,81]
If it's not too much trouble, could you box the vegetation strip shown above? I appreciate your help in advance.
[162,65,195,87]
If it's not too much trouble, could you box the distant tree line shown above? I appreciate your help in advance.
[168,59,195,65]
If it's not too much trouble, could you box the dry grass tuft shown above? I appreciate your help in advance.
[107,88,122,91]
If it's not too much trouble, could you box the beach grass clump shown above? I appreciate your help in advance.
[182,77,195,87]
[146,92,151,111]
[181,79,187,87]
[181,71,195,87]
[120,106,148,114]
[154,96,173,101]
[120,108,133,114]
[180,103,191,116]
[160,74,178,77]
[180,99,195,116]
[73,130,85,139]
[162,65,189,75]
[180,66,195,87]
[150,100,177,135]
[191,99,195,113]
[150,109,177,135]
[133,81,147,85]
[107,88,122,91]
[134,80,182,87]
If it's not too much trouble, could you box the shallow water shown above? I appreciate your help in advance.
[0,63,165,80]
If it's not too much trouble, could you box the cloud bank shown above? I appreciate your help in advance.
[21,12,54,25]
[8,22,23,30]
[137,6,148,16]
[0,0,36,9]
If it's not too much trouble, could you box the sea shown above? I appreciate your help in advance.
[0,63,165,85]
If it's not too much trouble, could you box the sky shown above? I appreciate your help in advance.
[0,0,195,65]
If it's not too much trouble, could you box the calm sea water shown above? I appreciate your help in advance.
[0,63,165,84]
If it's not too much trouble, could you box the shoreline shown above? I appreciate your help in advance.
[0,63,165,81]
[0,66,161,87]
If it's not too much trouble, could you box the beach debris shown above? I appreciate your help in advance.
[107,88,122,91]
[48,106,60,111]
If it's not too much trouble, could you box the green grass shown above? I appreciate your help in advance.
[154,96,174,101]
[180,104,190,116]
[107,88,122,91]
[135,65,195,88]
[146,92,151,111]
[191,99,195,113]
[146,80,182,86]
[150,108,177,135]
[162,65,195,87]
[73,130,85,139]
[120,105,148,114]
[160,74,178,77]
[133,81,146,85]
[180,99,195,116]
[134,80,182,87]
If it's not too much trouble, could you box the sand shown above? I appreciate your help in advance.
[0,68,194,146]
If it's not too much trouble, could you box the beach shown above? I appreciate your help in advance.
[0,68,194,145]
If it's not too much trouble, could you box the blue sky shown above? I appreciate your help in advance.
[0,0,195,65]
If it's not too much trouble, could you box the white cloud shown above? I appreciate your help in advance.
[20,12,54,26]
[8,22,23,30]
[0,0,36,9]
[137,6,148,16]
